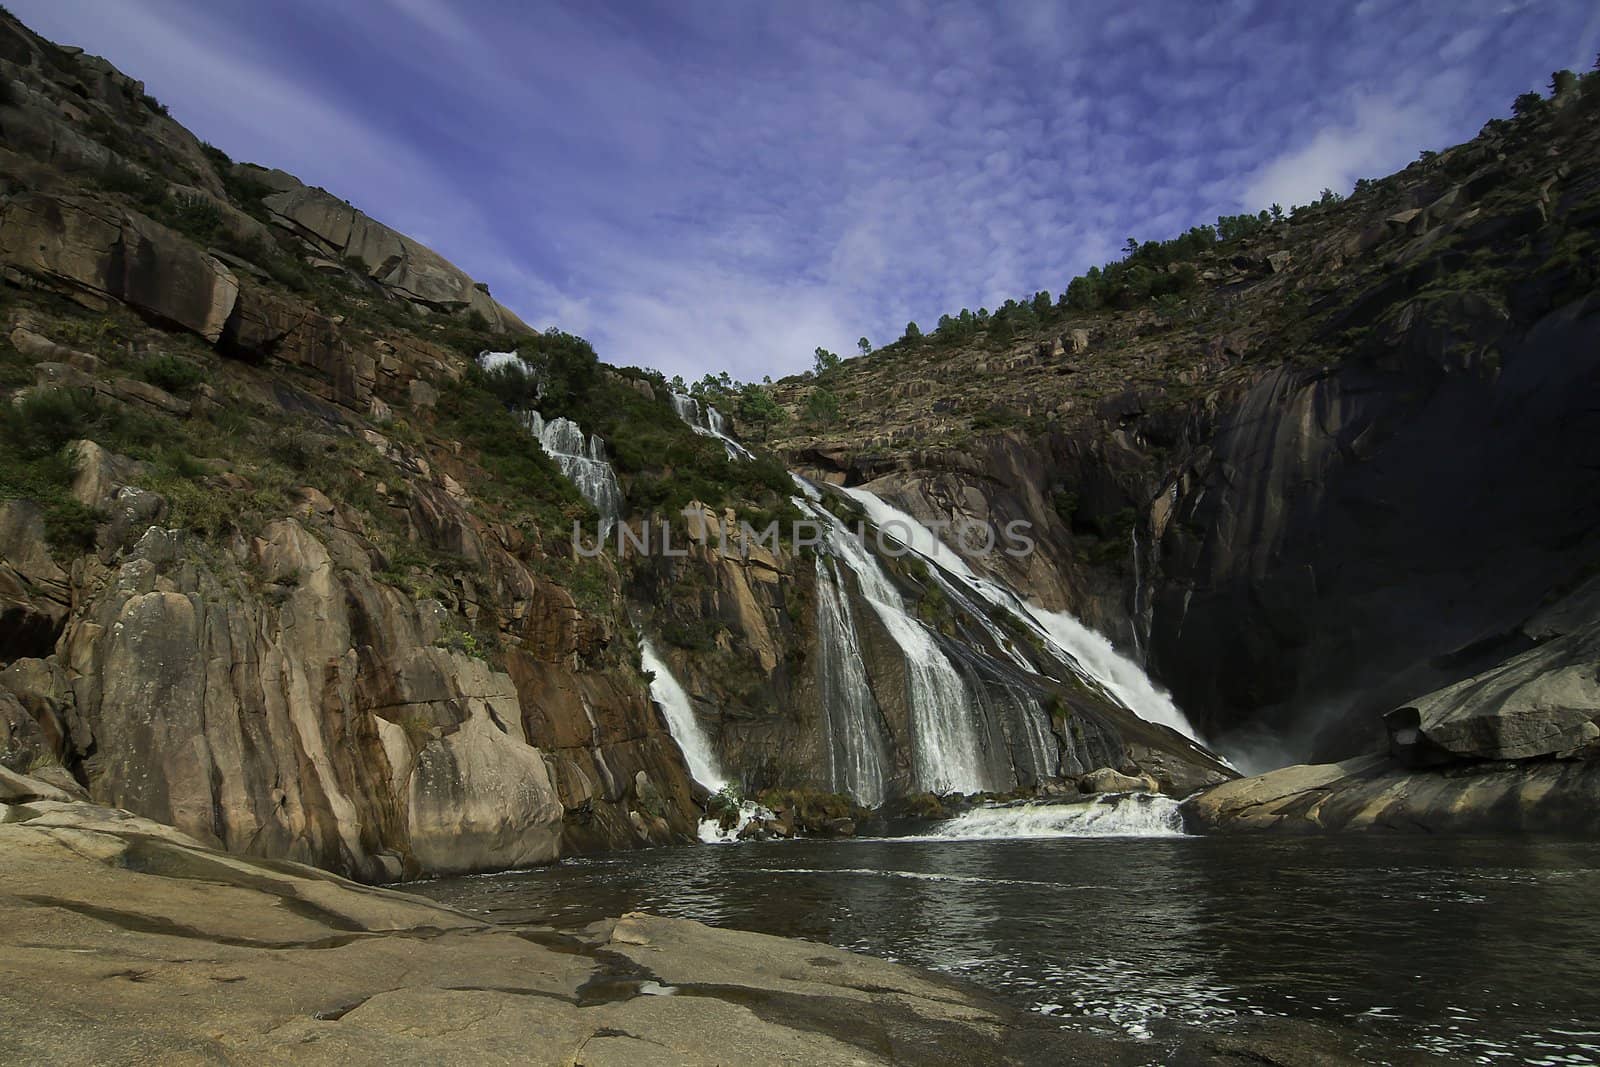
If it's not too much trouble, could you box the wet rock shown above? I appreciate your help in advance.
[1077,767,1157,794]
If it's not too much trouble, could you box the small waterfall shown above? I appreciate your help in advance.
[670,392,753,460]
[839,486,1206,745]
[799,497,994,795]
[920,794,1186,840]
[1130,525,1146,663]
[515,410,624,537]
[639,636,726,790]
[814,555,890,806]
[479,349,536,377]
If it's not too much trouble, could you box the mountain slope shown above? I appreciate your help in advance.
[0,10,1230,879]
[769,77,1600,774]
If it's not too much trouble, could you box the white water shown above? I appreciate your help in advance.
[813,555,890,806]
[922,794,1186,840]
[670,392,754,460]
[698,798,774,843]
[840,485,1206,745]
[639,636,726,790]
[515,410,624,537]
[479,349,535,377]
[801,498,994,795]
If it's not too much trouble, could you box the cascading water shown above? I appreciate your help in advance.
[797,496,995,795]
[515,410,624,537]
[477,351,624,537]
[639,635,725,789]
[813,555,890,806]
[921,794,1186,840]
[639,635,775,843]
[839,486,1207,745]
[670,392,753,460]
[479,350,536,377]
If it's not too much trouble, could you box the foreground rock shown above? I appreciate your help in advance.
[0,782,1065,1064]
[1,779,1390,1065]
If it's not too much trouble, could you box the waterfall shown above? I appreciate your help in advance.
[515,410,624,537]
[920,794,1186,840]
[477,350,622,537]
[1130,525,1146,663]
[813,555,890,806]
[839,486,1206,745]
[479,350,535,377]
[670,392,753,460]
[639,636,726,790]
[798,496,994,795]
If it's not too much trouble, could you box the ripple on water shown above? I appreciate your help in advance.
[409,834,1600,1062]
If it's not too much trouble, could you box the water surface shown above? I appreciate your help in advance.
[412,833,1600,1064]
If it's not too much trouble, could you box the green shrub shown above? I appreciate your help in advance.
[139,353,205,394]
[169,194,224,241]
[0,387,107,459]
[43,498,102,554]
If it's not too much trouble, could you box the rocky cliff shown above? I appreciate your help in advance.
[0,10,1227,881]
[768,76,1600,817]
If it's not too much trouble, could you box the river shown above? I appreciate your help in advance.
[411,830,1600,1064]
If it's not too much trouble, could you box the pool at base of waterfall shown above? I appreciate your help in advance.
[412,830,1600,1063]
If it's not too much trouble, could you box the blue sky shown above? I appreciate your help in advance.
[11,1,1597,382]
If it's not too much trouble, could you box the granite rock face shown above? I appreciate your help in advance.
[0,192,239,340]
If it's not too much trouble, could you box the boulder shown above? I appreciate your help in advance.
[1387,588,1600,765]
[1077,767,1157,794]
[406,703,563,875]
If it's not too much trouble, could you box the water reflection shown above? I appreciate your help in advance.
[413,835,1600,1062]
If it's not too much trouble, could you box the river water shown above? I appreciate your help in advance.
[413,832,1600,1064]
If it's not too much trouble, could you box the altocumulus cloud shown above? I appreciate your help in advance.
[11,0,1596,382]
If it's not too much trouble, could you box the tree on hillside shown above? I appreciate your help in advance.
[1550,69,1577,96]
[813,346,841,374]
[1513,90,1546,118]
[735,384,785,440]
[804,387,840,426]
[857,337,872,356]
[901,321,922,341]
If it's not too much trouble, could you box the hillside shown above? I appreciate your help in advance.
[0,10,1234,881]
[763,77,1600,769]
